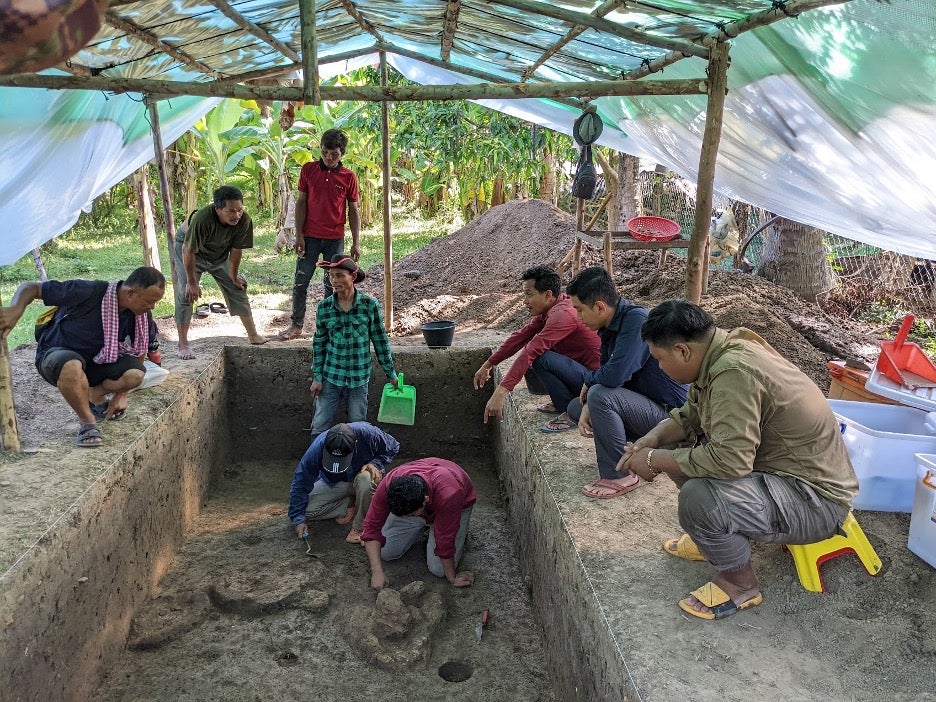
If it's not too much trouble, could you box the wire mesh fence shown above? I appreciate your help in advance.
[566,166,935,330]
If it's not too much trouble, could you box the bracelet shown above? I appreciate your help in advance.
[646,449,661,478]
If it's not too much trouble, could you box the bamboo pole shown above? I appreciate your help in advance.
[378,43,584,109]
[685,42,729,304]
[486,0,707,58]
[145,95,179,290]
[622,0,847,80]
[573,198,584,274]
[299,0,320,105]
[0,73,707,101]
[0,292,21,453]
[380,51,393,331]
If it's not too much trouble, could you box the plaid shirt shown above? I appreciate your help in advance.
[312,290,396,387]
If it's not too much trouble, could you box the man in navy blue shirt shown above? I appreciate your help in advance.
[289,422,400,544]
[565,266,688,499]
[0,266,165,447]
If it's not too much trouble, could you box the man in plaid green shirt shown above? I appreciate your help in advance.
[310,254,397,436]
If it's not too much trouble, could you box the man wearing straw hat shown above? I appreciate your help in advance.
[309,254,398,437]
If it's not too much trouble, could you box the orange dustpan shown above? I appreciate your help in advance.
[876,314,936,390]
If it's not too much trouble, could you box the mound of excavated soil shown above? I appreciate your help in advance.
[361,199,882,388]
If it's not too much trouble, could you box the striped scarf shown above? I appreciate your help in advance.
[93,282,148,365]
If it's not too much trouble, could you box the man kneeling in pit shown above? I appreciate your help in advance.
[362,457,476,590]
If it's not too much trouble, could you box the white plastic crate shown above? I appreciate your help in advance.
[828,399,936,512]
[909,454,936,569]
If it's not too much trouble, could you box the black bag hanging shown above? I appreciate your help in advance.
[571,107,603,200]
[571,144,597,200]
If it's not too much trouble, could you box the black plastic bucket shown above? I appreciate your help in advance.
[420,320,456,348]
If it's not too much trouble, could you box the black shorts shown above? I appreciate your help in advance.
[37,348,145,387]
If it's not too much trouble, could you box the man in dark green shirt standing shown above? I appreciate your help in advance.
[172,185,267,359]
[310,254,397,437]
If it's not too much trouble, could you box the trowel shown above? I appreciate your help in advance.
[475,609,490,641]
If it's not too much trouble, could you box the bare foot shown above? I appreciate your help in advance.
[335,503,357,525]
[345,529,362,544]
[248,334,268,346]
[178,343,196,360]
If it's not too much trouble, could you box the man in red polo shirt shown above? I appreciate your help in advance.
[276,128,360,341]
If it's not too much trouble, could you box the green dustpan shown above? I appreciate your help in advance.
[377,372,416,425]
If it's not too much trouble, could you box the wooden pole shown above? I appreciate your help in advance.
[685,42,730,304]
[299,0,321,105]
[0,73,707,102]
[145,95,178,290]
[573,198,584,274]
[380,51,393,331]
[0,293,21,453]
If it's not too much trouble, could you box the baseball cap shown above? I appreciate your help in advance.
[322,423,356,475]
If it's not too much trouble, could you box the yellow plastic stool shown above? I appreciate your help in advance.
[787,512,882,593]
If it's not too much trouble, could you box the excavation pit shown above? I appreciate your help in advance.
[2,339,934,702]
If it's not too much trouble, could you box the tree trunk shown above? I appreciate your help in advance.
[491,176,505,207]
[132,166,161,270]
[258,167,272,212]
[539,149,557,205]
[615,152,641,229]
[757,218,836,302]
[170,133,198,218]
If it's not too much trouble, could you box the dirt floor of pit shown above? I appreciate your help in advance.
[92,452,555,702]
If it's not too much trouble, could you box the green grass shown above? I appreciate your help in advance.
[1,202,459,350]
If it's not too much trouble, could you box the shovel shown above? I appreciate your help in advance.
[377,372,416,425]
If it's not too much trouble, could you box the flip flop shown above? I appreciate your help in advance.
[663,534,707,562]
[582,477,641,499]
[678,582,764,620]
[75,423,103,448]
[90,401,125,421]
[276,326,304,341]
[209,302,229,314]
[345,529,363,544]
[195,304,210,318]
[540,416,577,433]
[536,402,557,414]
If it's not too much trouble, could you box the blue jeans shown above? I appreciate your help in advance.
[310,380,369,436]
[291,237,344,327]
[528,350,591,413]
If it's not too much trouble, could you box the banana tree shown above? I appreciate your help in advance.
[188,99,250,190]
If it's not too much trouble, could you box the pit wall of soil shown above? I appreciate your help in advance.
[496,392,627,702]
[1,353,229,702]
[224,345,497,463]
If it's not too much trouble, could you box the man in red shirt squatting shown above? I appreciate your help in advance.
[277,128,360,341]
[474,266,600,429]
[362,458,477,589]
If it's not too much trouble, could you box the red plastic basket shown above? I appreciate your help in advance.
[626,216,681,242]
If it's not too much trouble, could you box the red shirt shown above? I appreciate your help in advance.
[361,458,477,559]
[298,159,359,239]
[487,294,601,390]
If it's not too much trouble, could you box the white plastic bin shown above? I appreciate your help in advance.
[828,399,936,512]
[909,454,936,569]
